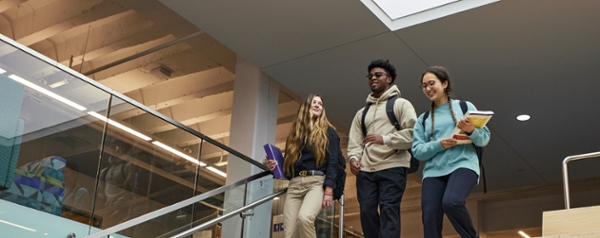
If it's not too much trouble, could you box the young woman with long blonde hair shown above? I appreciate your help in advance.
[267,94,341,238]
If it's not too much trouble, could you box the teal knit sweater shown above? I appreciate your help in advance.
[412,100,491,180]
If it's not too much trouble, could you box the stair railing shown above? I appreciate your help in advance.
[83,171,271,238]
[170,188,287,238]
[562,151,600,209]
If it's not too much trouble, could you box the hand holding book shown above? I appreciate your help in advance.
[450,111,493,144]
[263,143,288,180]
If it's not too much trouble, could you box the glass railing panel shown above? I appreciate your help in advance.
[173,216,223,238]
[97,170,278,238]
[316,205,335,238]
[0,34,282,238]
[197,140,229,191]
[270,190,335,238]
[0,38,112,237]
[88,96,210,236]
[166,186,287,238]
[330,200,365,238]
[272,194,364,238]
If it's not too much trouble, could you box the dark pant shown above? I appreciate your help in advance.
[421,168,479,238]
[356,167,407,238]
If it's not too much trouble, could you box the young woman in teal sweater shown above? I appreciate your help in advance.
[412,66,491,238]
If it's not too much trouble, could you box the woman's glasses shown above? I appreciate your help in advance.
[419,80,437,90]
[366,72,388,79]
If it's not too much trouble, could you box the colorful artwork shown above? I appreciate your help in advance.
[0,156,66,215]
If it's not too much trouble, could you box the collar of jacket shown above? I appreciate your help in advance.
[366,85,401,104]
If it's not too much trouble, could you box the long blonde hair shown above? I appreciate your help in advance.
[283,94,332,176]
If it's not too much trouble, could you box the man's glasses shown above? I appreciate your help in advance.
[366,72,388,79]
[419,80,437,90]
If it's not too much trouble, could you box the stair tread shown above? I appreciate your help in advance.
[535,231,600,238]
[543,205,600,236]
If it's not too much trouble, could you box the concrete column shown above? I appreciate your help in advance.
[221,56,279,238]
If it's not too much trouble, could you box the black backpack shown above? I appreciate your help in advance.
[360,95,420,174]
[422,100,487,193]
[332,150,346,201]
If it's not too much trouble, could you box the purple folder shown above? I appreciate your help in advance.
[263,144,287,179]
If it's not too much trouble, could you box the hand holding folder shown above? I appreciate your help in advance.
[263,144,288,179]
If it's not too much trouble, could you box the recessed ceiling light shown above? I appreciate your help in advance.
[516,115,531,121]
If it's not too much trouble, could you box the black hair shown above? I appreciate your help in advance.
[368,59,397,83]
[421,66,452,93]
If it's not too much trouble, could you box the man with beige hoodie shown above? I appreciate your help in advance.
[348,59,417,238]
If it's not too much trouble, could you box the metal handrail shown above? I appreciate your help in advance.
[562,151,600,209]
[83,171,272,238]
[170,188,288,238]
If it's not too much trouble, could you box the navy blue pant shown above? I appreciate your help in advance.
[421,168,479,238]
[356,167,407,238]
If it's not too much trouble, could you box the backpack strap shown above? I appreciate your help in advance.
[360,104,371,137]
[423,100,467,127]
[421,111,430,128]
[361,95,400,137]
[460,100,487,193]
[386,95,401,130]
[459,100,468,115]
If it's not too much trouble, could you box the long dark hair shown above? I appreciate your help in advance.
[283,94,332,175]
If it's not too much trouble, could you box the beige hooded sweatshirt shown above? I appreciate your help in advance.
[347,85,417,172]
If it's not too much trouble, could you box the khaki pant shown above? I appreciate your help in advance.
[283,175,325,238]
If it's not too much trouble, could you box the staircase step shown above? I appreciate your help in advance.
[534,232,600,238]
[542,205,600,236]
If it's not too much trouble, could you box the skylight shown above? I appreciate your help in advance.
[373,0,458,20]
[362,0,500,31]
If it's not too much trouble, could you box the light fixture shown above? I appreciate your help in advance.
[88,112,152,141]
[150,66,172,79]
[274,197,279,200]
[152,141,207,166]
[176,209,188,219]
[49,78,69,88]
[0,219,37,232]
[214,153,228,167]
[9,74,87,111]
[0,67,6,74]
[518,231,530,238]
[206,166,227,177]
[516,114,531,121]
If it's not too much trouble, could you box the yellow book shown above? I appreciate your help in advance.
[450,111,494,144]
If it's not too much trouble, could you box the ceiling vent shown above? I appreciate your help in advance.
[150,66,173,80]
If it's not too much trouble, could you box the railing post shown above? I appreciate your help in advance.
[338,194,344,238]
[561,151,600,210]
[562,158,571,209]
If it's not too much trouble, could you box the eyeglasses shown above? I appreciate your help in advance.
[366,72,388,79]
[419,80,437,90]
